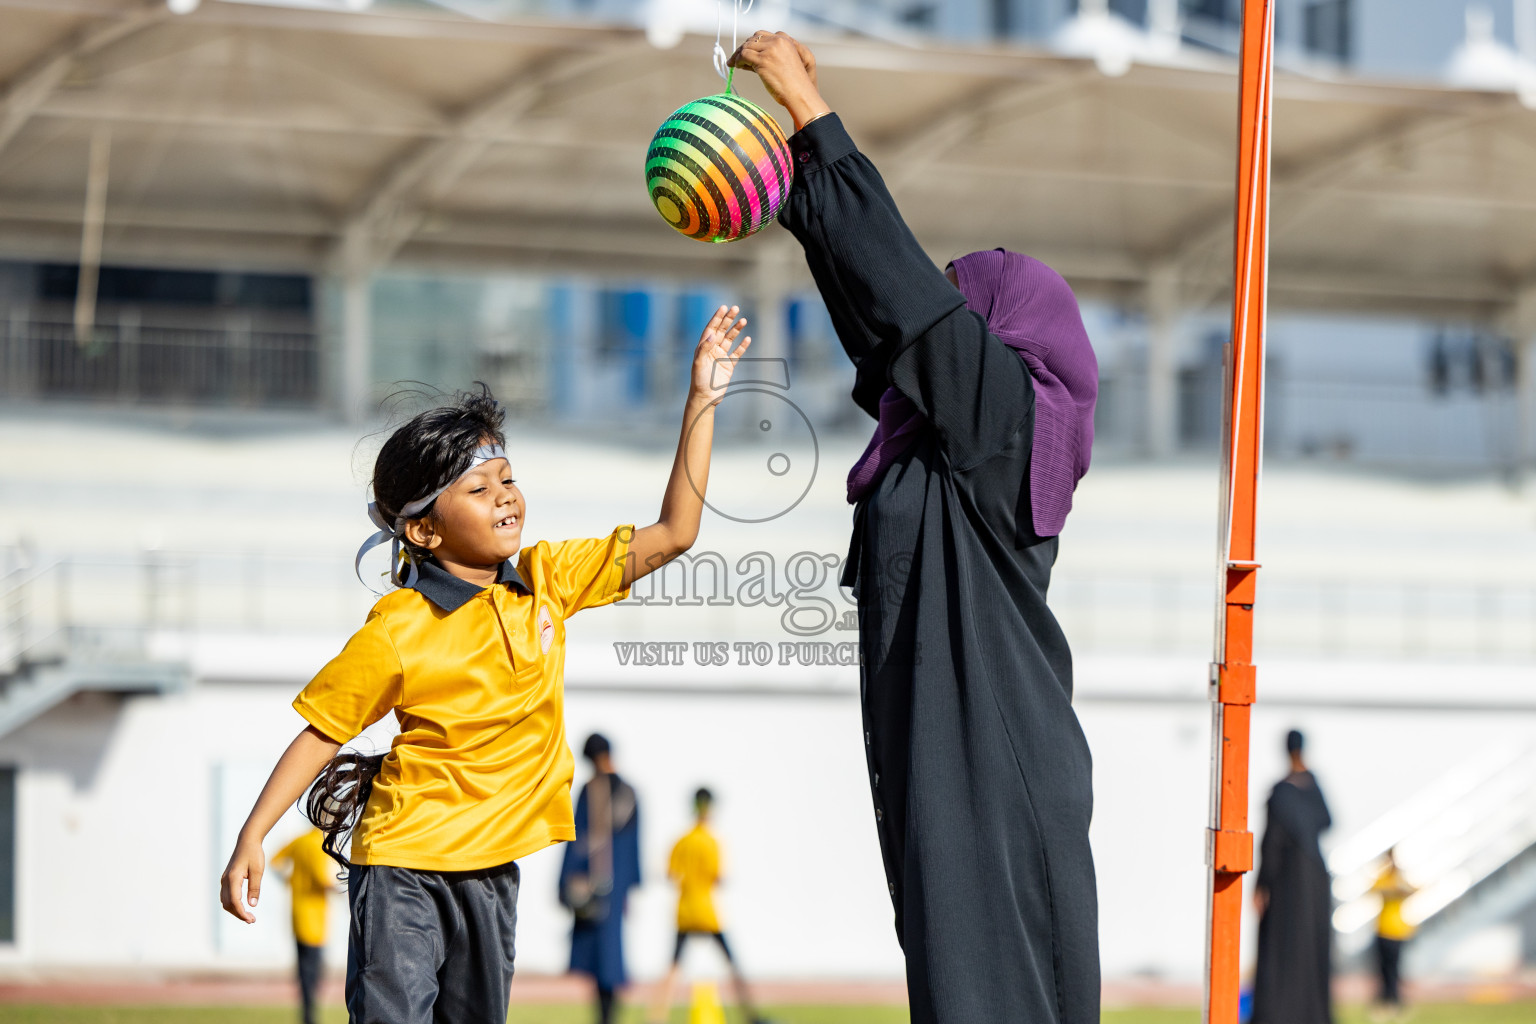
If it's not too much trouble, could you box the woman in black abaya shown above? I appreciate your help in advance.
[1253,729,1335,1024]
[731,32,1102,1024]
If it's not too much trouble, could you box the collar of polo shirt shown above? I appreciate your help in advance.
[413,557,531,613]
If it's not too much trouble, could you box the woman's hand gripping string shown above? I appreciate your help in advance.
[727,31,830,131]
[625,306,750,589]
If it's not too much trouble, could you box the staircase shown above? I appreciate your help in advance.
[1328,743,1536,972]
[0,551,188,737]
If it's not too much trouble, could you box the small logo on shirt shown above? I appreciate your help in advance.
[537,605,556,654]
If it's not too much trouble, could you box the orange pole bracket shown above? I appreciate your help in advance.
[1204,3,1275,1024]
[1209,827,1255,874]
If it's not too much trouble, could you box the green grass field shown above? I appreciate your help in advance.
[2,1004,1533,1024]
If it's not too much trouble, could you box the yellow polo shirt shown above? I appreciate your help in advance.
[1373,865,1416,940]
[272,829,333,947]
[294,526,633,871]
[669,822,722,933]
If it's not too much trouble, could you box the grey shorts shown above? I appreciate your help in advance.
[345,860,520,1024]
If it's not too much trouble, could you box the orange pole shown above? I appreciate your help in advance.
[1204,2,1274,1024]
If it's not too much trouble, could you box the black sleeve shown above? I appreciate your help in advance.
[1256,795,1285,895]
[776,114,1033,468]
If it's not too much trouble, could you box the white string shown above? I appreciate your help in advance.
[713,0,756,81]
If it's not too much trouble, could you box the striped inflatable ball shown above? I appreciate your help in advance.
[645,92,793,243]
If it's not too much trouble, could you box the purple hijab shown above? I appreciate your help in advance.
[846,249,1099,538]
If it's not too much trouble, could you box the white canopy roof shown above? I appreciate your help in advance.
[4,0,1536,321]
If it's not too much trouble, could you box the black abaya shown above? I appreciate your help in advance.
[777,114,1100,1024]
[1253,771,1334,1024]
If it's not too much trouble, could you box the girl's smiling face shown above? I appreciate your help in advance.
[403,457,525,572]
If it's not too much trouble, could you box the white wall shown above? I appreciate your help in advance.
[3,415,1535,981]
[3,650,1533,982]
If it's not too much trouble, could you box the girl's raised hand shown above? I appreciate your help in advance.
[690,305,752,400]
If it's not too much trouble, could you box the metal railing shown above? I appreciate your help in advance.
[1095,365,1525,471]
[0,305,320,408]
[1,546,369,656]
[1051,573,1536,661]
[4,545,1534,663]
[1,548,179,675]
[1267,376,1523,470]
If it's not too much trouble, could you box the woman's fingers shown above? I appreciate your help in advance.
[727,33,769,68]
[722,316,747,344]
[727,32,780,71]
[730,335,753,360]
[794,38,817,84]
[246,861,263,908]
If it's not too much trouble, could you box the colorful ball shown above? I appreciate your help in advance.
[645,93,793,243]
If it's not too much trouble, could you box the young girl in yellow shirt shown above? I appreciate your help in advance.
[270,828,333,1024]
[651,788,766,1024]
[218,307,751,1024]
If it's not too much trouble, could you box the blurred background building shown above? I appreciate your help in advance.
[1,0,1535,996]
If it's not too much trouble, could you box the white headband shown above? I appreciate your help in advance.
[354,443,509,592]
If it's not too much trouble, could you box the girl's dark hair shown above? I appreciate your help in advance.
[305,750,386,873]
[373,383,506,574]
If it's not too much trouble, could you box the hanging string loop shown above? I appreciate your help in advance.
[713,0,755,90]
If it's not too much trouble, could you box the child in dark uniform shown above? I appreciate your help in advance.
[218,307,751,1024]
[561,733,641,1024]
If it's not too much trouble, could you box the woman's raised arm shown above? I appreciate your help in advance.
[733,33,1033,466]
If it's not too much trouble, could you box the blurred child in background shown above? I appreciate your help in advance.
[270,827,333,1024]
[1371,847,1416,1020]
[649,788,766,1024]
[217,306,751,1024]
[561,733,641,1024]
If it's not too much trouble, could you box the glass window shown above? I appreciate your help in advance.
[1110,0,1148,23]
[0,767,14,943]
[1181,0,1238,25]
[1304,0,1351,61]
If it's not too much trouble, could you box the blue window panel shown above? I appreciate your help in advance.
[621,291,650,403]
[546,284,577,417]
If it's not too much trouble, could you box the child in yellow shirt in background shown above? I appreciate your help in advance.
[650,788,766,1024]
[271,828,333,1024]
[218,306,751,1024]
[1371,846,1416,1019]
